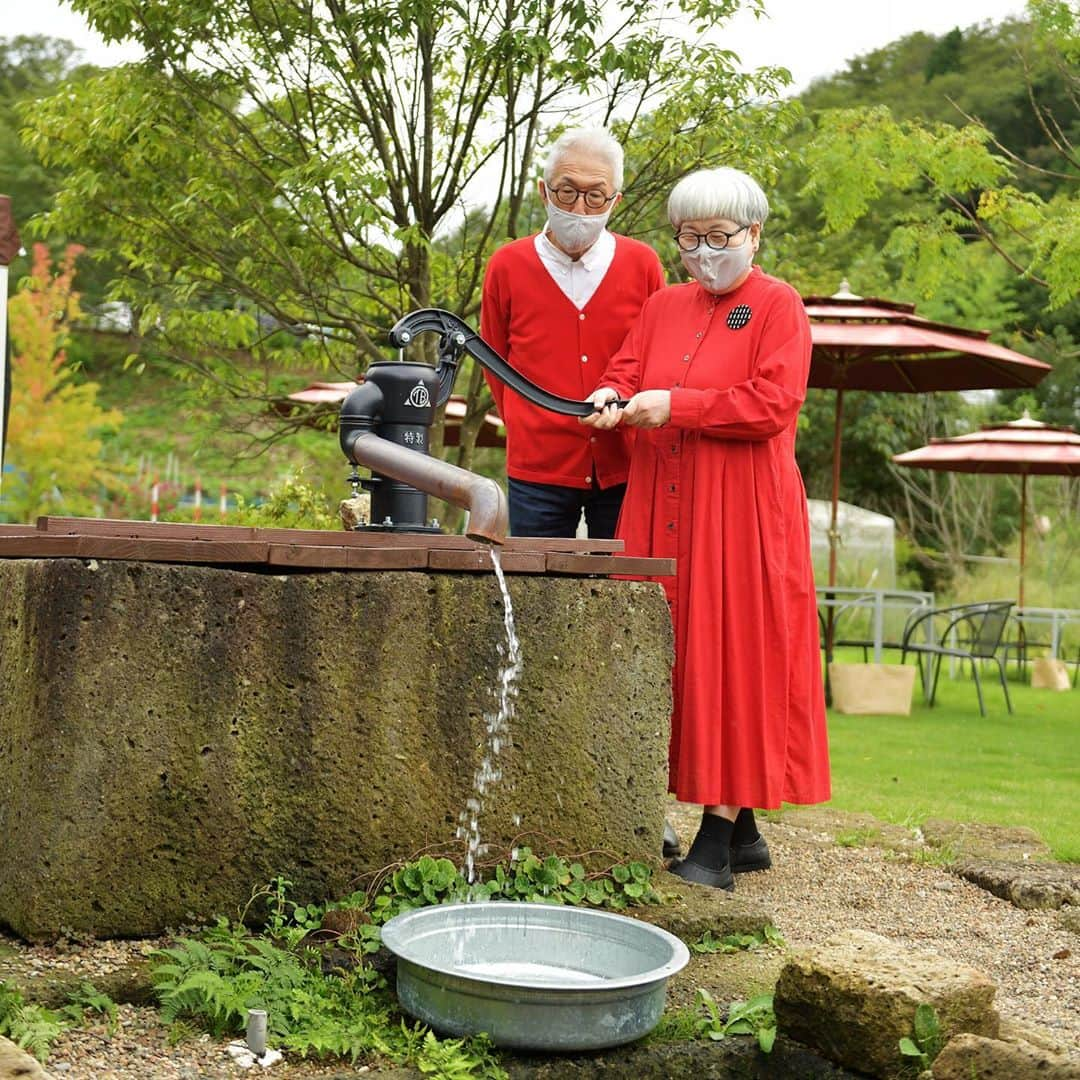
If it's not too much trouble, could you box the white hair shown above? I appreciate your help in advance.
[667,167,770,228]
[543,128,625,191]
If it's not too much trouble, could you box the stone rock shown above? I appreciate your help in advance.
[953,860,1080,910]
[0,1035,53,1079]
[0,559,673,940]
[1056,907,1080,935]
[930,1032,1080,1079]
[921,818,1053,862]
[773,929,999,1079]
[633,871,777,941]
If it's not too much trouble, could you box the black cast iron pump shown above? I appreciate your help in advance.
[339,308,626,543]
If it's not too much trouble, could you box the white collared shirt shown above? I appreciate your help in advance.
[534,229,616,310]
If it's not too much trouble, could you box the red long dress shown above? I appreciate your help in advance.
[601,267,830,808]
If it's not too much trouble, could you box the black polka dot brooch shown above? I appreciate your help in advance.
[726,304,752,330]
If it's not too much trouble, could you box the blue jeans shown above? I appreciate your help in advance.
[508,477,626,539]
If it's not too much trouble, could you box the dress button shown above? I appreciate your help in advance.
[579,313,586,321]
[585,475,592,483]
[682,354,690,362]
[581,354,588,362]
[696,331,703,339]
[590,436,597,443]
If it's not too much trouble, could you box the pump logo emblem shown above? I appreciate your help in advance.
[405,382,431,408]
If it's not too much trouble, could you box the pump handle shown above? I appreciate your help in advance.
[388,308,629,416]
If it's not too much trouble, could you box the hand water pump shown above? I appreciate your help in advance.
[338,309,625,543]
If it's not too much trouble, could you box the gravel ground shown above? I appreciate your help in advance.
[2,806,1076,1078]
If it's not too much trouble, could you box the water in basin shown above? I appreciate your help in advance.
[456,960,608,986]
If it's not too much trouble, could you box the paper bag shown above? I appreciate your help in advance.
[829,663,917,716]
[1030,657,1070,691]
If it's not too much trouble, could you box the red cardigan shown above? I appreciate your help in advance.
[480,234,664,489]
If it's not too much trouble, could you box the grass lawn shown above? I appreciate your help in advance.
[821,654,1079,862]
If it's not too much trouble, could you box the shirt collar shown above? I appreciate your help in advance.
[538,228,615,268]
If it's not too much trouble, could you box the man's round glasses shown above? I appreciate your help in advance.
[549,184,618,210]
[674,225,750,252]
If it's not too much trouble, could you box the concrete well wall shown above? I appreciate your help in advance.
[0,558,673,940]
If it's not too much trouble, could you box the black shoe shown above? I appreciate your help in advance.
[669,856,735,891]
[662,820,681,860]
[730,834,771,873]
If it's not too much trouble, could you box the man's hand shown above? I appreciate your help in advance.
[581,387,622,429]
[622,390,671,428]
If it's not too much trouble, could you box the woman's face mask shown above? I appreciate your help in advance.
[681,237,755,294]
[545,201,613,254]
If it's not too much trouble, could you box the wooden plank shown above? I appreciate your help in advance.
[37,517,260,542]
[36,516,625,553]
[427,548,547,574]
[501,537,624,553]
[347,547,429,570]
[1,534,269,564]
[266,544,429,570]
[0,536,84,557]
[266,544,351,569]
[544,553,676,577]
[257,526,477,549]
[0,524,38,535]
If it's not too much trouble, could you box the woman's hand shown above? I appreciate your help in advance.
[581,387,622,429]
[622,390,671,428]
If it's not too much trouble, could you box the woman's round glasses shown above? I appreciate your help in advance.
[549,185,618,210]
[675,224,750,252]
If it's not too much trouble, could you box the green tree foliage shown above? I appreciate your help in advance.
[2,243,124,522]
[763,3,1079,588]
[24,0,794,462]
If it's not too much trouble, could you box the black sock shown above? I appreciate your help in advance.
[732,808,760,845]
[684,812,735,869]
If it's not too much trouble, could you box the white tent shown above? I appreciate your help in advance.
[807,498,896,588]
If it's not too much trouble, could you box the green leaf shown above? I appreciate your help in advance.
[898,1037,922,1057]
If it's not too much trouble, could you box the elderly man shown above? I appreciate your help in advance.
[480,128,664,538]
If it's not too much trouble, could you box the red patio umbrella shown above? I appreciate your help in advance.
[891,412,1080,607]
[804,283,1052,587]
[276,381,506,448]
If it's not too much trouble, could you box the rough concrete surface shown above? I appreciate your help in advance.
[0,1034,53,1079]
[774,928,1000,1079]
[930,1031,1080,1079]
[0,558,673,940]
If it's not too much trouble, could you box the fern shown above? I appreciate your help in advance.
[0,982,67,1063]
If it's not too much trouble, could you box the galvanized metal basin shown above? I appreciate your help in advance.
[381,901,690,1051]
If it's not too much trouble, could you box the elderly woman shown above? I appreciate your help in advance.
[583,167,830,890]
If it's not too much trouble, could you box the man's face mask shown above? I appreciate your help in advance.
[544,201,613,254]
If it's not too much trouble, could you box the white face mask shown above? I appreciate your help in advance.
[545,201,612,254]
[681,240,755,294]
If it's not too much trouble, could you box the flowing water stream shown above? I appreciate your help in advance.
[456,547,522,887]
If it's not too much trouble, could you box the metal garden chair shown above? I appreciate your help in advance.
[899,601,1015,716]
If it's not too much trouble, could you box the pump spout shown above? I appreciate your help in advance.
[346,432,508,545]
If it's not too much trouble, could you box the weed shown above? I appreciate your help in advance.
[899,1002,944,1070]
[61,982,119,1035]
[836,827,882,848]
[0,981,68,1063]
[691,925,784,955]
[642,1005,704,1043]
[695,989,776,1053]
[909,844,959,868]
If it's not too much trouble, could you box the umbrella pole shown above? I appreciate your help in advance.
[823,389,845,704]
[828,389,844,588]
[1019,472,1027,610]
